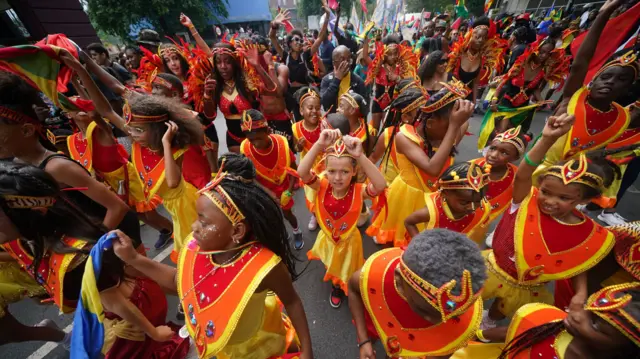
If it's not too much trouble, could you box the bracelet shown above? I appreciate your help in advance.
[524,153,542,167]
[357,339,371,348]
[303,172,318,185]
[283,190,292,197]
[476,330,490,343]
[188,24,195,30]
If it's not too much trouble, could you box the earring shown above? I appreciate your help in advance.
[233,238,240,244]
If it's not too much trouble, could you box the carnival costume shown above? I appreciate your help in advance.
[422,162,492,245]
[367,81,469,247]
[125,102,199,261]
[307,140,380,294]
[536,49,638,173]
[365,42,419,114]
[502,283,640,359]
[379,125,400,185]
[483,155,615,317]
[447,21,507,89]
[359,247,483,357]
[177,172,300,359]
[239,112,298,211]
[478,41,570,150]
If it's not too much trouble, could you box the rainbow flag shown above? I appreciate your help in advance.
[71,232,117,359]
[0,44,80,112]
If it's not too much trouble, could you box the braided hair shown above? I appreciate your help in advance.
[499,289,640,359]
[439,162,488,197]
[216,153,301,280]
[416,87,460,157]
[212,43,257,108]
[380,89,424,169]
[418,50,445,85]
[0,162,121,280]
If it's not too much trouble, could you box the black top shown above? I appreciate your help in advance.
[283,50,314,85]
[458,66,480,86]
[320,72,367,114]
[506,44,527,73]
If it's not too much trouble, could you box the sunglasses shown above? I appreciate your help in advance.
[438,58,447,64]
[291,37,303,43]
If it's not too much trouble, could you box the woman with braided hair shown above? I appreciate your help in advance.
[418,50,453,95]
[112,153,314,359]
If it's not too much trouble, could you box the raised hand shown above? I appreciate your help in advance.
[179,13,193,28]
[450,99,475,127]
[541,113,575,139]
[317,129,342,147]
[243,45,261,67]
[110,229,139,263]
[204,75,216,96]
[162,120,179,147]
[57,48,84,72]
[343,135,363,158]
[273,9,291,26]
[600,0,624,13]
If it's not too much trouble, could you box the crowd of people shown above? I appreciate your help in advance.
[0,0,639,358]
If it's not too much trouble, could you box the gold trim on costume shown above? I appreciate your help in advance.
[421,79,470,113]
[493,125,526,157]
[544,153,604,190]
[339,92,359,110]
[439,162,490,192]
[240,110,268,133]
[592,49,639,82]
[198,161,247,225]
[299,88,320,111]
[585,282,640,347]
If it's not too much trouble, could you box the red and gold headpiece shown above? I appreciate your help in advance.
[150,69,177,92]
[0,105,38,125]
[585,282,640,347]
[197,160,248,225]
[421,79,471,113]
[339,92,359,110]
[2,194,56,209]
[545,153,604,190]
[299,88,320,110]
[593,49,639,82]
[439,162,490,192]
[399,257,482,322]
[324,138,355,160]
[610,221,640,281]
[158,42,187,62]
[493,125,527,157]
[401,92,429,115]
[240,110,268,133]
[46,129,68,145]
[122,100,169,125]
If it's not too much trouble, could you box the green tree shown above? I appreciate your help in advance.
[405,0,452,14]
[86,0,228,39]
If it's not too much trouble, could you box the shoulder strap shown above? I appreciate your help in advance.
[39,153,92,176]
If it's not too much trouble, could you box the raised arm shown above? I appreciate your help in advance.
[512,113,575,204]
[297,129,341,190]
[311,3,331,55]
[362,35,372,66]
[181,13,212,56]
[82,51,127,96]
[269,10,290,59]
[343,135,386,193]
[162,122,182,188]
[562,0,624,99]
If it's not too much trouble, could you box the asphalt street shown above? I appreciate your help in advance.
[3,109,639,359]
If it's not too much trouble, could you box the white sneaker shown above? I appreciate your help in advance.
[598,212,628,226]
[308,215,318,231]
[485,230,495,248]
[357,207,370,227]
[480,309,498,331]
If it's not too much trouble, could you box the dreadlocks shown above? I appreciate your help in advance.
[216,153,301,280]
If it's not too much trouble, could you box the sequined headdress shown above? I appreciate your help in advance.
[593,49,640,82]
[421,79,471,113]
[585,282,640,347]
[493,126,527,157]
[150,70,177,92]
[324,138,355,160]
[197,160,248,225]
[544,153,604,190]
[610,221,640,281]
[122,100,169,124]
[298,87,320,112]
[399,257,482,322]
[240,110,268,133]
[365,41,419,86]
[439,162,490,192]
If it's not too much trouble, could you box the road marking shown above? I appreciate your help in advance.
[27,244,175,359]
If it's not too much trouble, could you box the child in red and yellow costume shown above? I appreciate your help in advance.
[239,109,303,249]
[298,129,387,309]
[367,80,474,247]
[336,90,374,155]
[404,162,492,245]
[495,282,640,359]
[111,153,314,359]
[481,114,615,330]
[348,228,488,358]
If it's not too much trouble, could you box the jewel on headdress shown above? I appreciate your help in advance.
[494,125,526,156]
[546,153,603,190]
[584,282,640,347]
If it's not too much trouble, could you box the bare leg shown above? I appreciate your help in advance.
[0,312,65,345]
[139,210,173,232]
[206,145,219,173]
[283,208,299,230]
[496,117,511,134]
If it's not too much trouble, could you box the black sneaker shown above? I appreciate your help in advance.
[176,303,185,321]
[293,232,304,250]
[154,230,173,250]
[330,286,343,308]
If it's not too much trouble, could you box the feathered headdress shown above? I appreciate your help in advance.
[186,47,214,112]
[508,40,570,88]
[365,42,419,86]
[134,46,162,93]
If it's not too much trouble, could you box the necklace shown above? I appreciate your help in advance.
[330,187,349,200]
[251,137,274,156]
[466,49,479,61]
[224,80,235,89]
[529,61,542,71]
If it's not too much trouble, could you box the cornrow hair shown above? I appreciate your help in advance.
[379,89,424,170]
[439,162,488,196]
[217,153,302,281]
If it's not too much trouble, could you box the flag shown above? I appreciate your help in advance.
[571,1,640,84]
[70,232,118,359]
[360,0,368,14]
[371,0,386,27]
[350,3,361,32]
[328,0,338,10]
[484,0,495,14]
[0,43,81,112]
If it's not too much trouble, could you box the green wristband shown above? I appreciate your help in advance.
[524,153,542,167]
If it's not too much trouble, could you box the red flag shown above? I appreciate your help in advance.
[328,0,338,10]
[360,0,368,14]
[451,17,461,30]
[283,20,295,33]
[424,12,431,19]
[570,2,640,84]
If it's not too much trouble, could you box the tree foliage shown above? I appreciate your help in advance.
[86,0,228,39]
[405,0,453,14]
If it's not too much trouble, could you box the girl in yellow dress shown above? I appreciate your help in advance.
[111,153,314,359]
[404,162,492,245]
[367,80,474,247]
[124,95,204,262]
[292,87,323,230]
[298,129,387,308]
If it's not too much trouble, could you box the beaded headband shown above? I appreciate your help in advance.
[324,138,355,160]
[401,93,429,114]
[122,100,169,125]
[385,43,399,54]
[544,154,604,190]
[46,129,67,145]
[439,162,490,192]
[240,111,268,132]
[585,282,640,348]
[198,161,247,225]
[493,125,526,157]
[610,222,640,281]
[299,88,320,110]
[2,194,56,209]
[421,79,470,113]
[0,105,38,125]
[399,257,482,322]
[474,25,489,31]
[213,47,237,59]
[158,44,186,60]
[593,49,639,82]
[150,69,177,91]
[340,92,359,110]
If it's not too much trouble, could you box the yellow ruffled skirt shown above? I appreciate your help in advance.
[102,163,162,213]
[0,261,46,318]
[380,160,399,186]
[307,229,364,294]
[367,176,426,247]
[165,181,199,262]
[481,250,553,317]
